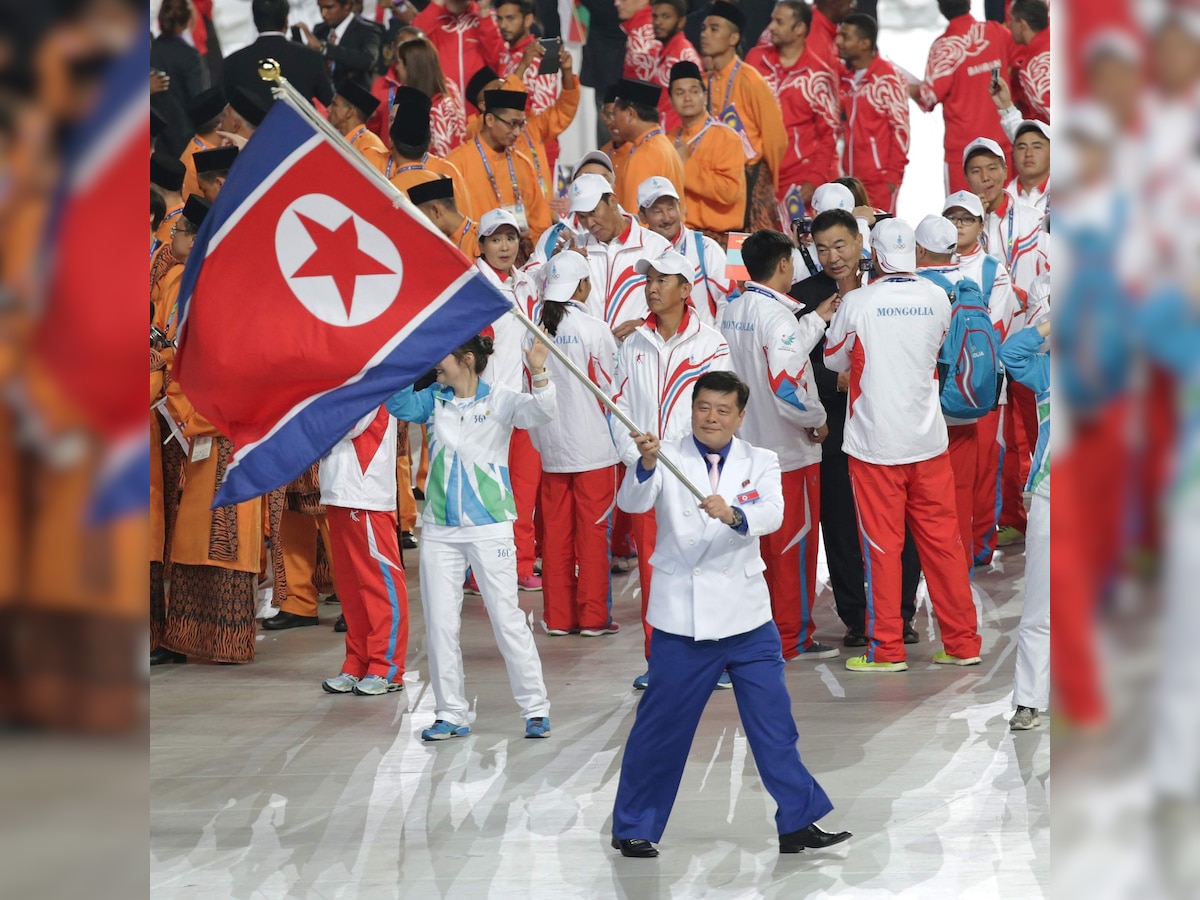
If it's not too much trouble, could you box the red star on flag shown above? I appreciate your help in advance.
[291,213,396,314]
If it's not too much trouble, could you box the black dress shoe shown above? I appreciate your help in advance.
[333,614,347,633]
[843,630,868,648]
[779,824,852,854]
[611,836,658,858]
[324,593,340,604]
[412,486,425,501]
[903,621,919,644]
[149,647,186,666]
[400,530,418,550]
[262,611,319,630]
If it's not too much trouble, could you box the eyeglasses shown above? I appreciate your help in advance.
[492,115,527,130]
[170,225,196,237]
[944,215,980,226]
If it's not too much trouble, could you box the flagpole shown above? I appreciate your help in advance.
[258,62,709,504]
[503,304,709,503]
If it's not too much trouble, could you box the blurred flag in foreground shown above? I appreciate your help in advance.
[171,98,511,506]
[29,31,149,522]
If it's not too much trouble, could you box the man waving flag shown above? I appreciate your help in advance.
[172,96,512,506]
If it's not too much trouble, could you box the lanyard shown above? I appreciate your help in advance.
[1004,203,1016,268]
[628,128,663,157]
[191,136,208,152]
[454,217,474,247]
[707,59,741,115]
[475,137,522,205]
[521,128,547,195]
[385,152,428,178]
[674,117,715,150]
[347,125,368,144]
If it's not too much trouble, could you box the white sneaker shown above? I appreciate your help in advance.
[322,673,360,694]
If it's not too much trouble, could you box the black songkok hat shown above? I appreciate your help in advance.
[483,89,527,113]
[389,86,432,146]
[194,145,239,175]
[602,84,620,104]
[669,60,703,85]
[466,65,501,107]
[229,86,272,127]
[614,78,662,109]
[708,0,746,32]
[150,151,186,191]
[338,79,381,117]
[181,194,211,229]
[188,87,227,126]
[407,177,456,206]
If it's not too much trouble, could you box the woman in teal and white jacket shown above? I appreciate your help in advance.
[386,333,557,742]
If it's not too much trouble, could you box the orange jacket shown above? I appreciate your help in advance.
[669,117,746,234]
[446,137,552,243]
[704,56,786,187]
[179,132,217,199]
[385,153,474,217]
[345,122,390,173]
[613,125,686,219]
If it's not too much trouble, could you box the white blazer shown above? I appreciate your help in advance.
[617,436,784,642]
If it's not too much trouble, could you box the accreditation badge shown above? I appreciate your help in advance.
[505,203,530,235]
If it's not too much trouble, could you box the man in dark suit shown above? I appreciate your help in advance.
[789,210,922,647]
[298,0,382,91]
[223,0,335,107]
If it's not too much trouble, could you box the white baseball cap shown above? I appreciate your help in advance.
[479,208,521,237]
[634,249,695,285]
[914,214,959,254]
[637,176,679,211]
[962,136,1007,169]
[942,189,985,219]
[811,182,856,213]
[568,173,612,213]
[542,250,591,303]
[571,150,614,179]
[870,218,917,273]
[1014,119,1051,142]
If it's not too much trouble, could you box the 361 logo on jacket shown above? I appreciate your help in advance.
[172,100,511,506]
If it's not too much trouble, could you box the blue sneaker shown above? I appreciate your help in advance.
[421,719,471,741]
[525,716,552,738]
[714,672,733,690]
[632,672,649,690]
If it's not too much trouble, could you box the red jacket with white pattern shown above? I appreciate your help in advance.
[839,54,911,195]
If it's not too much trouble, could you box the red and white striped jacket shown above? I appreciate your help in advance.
[655,30,703,132]
[411,1,504,111]
[611,308,731,465]
[915,13,1012,190]
[745,43,840,197]
[620,6,659,82]
[839,54,910,202]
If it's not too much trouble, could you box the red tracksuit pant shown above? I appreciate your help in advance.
[946,423,980,571]
[326,506,409,682]
[762,464,821,658]
[849,454,981,664]
[539,466,619,632]
[630,508,657,659]
[509,428,543,579]
[973,408,1003,565]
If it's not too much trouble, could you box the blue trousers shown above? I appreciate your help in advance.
[612,621,834,842]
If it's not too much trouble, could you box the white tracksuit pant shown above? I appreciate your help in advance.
[1013,493,1050,710]
[418,524,550,725]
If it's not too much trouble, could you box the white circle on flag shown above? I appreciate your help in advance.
[275,193,403,327]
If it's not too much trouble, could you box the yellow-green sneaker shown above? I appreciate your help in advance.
[932,649,982,666]
[845,655,908,673]
[996,526,1025,546]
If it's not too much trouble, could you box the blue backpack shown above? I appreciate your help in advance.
[919,264,1003,420]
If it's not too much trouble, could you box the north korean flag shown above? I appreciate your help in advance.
[172,99,512,506]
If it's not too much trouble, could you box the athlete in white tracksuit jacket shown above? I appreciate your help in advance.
[385,334,557,741]
[319,406,408,696]
[610,249,731,675]
[719,228,834,661]
[525,251,623,636]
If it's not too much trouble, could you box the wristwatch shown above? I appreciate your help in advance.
[728,508,745,531]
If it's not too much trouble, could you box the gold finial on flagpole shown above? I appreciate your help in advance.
[257,58,282,82]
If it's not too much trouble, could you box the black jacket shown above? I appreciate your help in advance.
[790,272,848,452]
[151,35,207,155]
[313,15,381,91]
[222,34,335,108]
